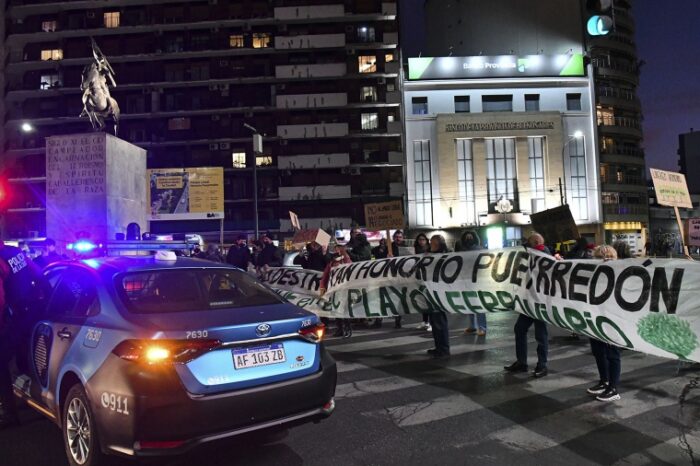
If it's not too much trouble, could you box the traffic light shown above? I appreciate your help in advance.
[586,0,613,36]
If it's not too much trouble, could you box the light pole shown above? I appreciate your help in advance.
[243,123,263,239]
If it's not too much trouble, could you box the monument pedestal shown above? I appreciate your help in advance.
[46,133,147,247]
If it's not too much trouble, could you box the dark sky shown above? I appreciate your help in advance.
[399,1,700,173]
[634,0,700,171]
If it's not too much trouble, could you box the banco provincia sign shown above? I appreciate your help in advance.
[409,54,585,80]
[445,121,555,133]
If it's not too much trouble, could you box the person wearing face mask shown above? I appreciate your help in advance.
[425,235,451,358]
[226,235,251,270]
[413,233,432,331]
[456,230,487,336]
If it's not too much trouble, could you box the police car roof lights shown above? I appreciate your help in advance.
[68,240,100,253]
[154,250,177,262]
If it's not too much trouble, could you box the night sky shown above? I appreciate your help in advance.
[400,0,700,173]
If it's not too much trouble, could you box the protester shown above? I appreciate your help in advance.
[0,238,49,429]
[504,233,550,377]
[426,235,451,358]
[320,244,353,338]
[413,233,432,331]
[587,245,623,402]
[371,238,389,259]
[456,230,487,336]
[347,233,371,262]
[566,237,593,260]
[201,243,224,262]
[226,235,251,270]
[389,230,407,328]
[346,228,363,249]
[612,240,632,259]
[294,241,329,272]
[33,238,66,268]
[255,234,283,269]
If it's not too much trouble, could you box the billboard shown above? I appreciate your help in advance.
[149,167,224,220]
[408,54,585,80]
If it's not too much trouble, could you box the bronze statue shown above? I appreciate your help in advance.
[80,38,120,135]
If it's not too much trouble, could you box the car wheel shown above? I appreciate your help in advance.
[62,384,105,466]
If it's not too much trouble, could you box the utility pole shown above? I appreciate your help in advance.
[244,123,262,239]
[558,177,565,206]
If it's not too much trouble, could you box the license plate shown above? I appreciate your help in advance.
[232,343,286,370]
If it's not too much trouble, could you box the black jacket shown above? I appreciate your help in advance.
[293,250,329,272]
[256,244,283,267]
[226,245,251,269]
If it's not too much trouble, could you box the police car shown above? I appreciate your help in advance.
[12,249,336,466]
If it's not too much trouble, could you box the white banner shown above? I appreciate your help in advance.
[260,249,700,364]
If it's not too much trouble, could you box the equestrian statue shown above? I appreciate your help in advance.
[80,38,120,135]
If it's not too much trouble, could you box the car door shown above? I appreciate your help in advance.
[34,266,99,412]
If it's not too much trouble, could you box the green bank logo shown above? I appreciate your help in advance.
[517,58,529,73]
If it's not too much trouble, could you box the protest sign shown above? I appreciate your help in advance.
[650,168,692,208]
[260,249,700,364]
[529,205,579,243]
[364,201,405,230]
[688,218,700,247]
[289,211,301,230]
[291,229,331,249]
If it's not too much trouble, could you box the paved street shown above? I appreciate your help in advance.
[1,312,699,466]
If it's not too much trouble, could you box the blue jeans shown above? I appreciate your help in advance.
[590,338,621,388]
[468,312,487,331]
[514,314,548,368]
[429,312,450,354]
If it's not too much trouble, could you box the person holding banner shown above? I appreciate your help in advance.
[587,245,623,402]
[504,233,550,377]
[426,235,451,358]
[320,244,353,338]
[413,233,432,332]
[456,230,487,337]
[294,241,329,272]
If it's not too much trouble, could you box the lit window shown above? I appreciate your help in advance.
[104,12,120,28]
[361,86,377,102]
[412,97,428,115]
[485,138,518,211]
[616,169,624,182]
[357,26,375,42]
[167,117,191,130]
[41,21,57,32]
[232,152,246,168]
[528,137,546,213]
[252,33,271,48]
[414,140,433,226]
[358,56,376,73]
[229,34,244,48]
[568,136,588,220]
[456,139,476,224]
[385,53,395,63]
[361,113,379,130]
[40,73,61,90]
[256,155,272,167]
[597,106,614,126]
[40,49,63,61]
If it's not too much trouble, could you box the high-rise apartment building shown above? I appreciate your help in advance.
[0,0,402,240]
[588,0,648,250]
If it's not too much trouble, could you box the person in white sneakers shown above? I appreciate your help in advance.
[413,233,431,331]
[586,245,622,402]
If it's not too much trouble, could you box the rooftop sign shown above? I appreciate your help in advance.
[408,54,585,80]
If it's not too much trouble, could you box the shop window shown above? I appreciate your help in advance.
[357,26,375,42]
[40,49,63,61]
[412,97,428,115]
[229,34,245,48]
[483,95,513,112]
[361,86,377,102]
[567,93,582,111]
[361,113,379,130]
[454,95,470,113]
[485,138,517,209]
[528,137,546,213]
[104,12,120,28]
[525,94,540,112]
[358,55,376,73]
[232,152,246,168]
[252,33,271,48]
[456,139,476,224]
[413,140,433,226]
[568,136,588,220]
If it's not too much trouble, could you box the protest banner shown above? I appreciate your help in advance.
[687,218,700,247]
[529,205,579,243]
[260,249,700,364]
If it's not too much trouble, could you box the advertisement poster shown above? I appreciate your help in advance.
[149,167,223,220]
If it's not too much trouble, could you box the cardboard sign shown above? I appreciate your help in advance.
[688,219,700,247]
[291,229,331,249]
[364,201,405,230]
[650,168,693,209]
[289,211,301,230]
[529,204,580,243]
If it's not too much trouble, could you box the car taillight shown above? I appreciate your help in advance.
[112,339,221,364]
[298,322,325,342]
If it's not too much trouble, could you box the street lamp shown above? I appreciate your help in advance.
[243,123,263,239]
[21,122,33,132]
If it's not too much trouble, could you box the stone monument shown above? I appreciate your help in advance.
[45,133,147,245]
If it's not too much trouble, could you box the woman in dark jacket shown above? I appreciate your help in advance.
[426,235,450,358]
[371,238,389,259]
[413,233,431,330]
[348,233,371,262]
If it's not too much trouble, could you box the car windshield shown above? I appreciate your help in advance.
[117,268,284,314]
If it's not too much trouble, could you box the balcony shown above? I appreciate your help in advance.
[598,116,642,138]
[277,153,350,169]
[593,60,639,86]
[276,93,347,109]
[383,32,399,45]
[274,5,345,20]
[601,174,646,188]
[274,33,345,50]
[277,122,349,139]
[597,87,640,109]
[275,63,346,79]
[279,217,352,232]
[278,185,351,201]
[590,33,637,56]
[599,146,646,165]
[603,203,649,219]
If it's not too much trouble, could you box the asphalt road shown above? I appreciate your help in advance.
[1,313,699,466]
